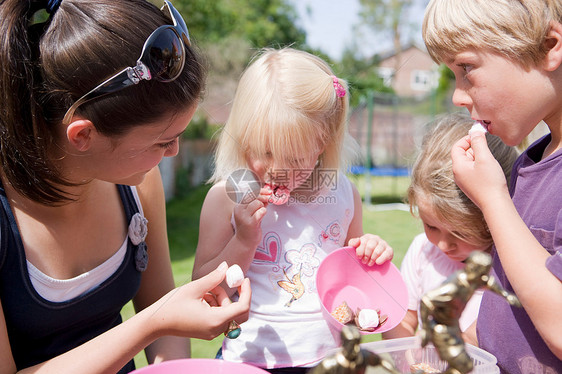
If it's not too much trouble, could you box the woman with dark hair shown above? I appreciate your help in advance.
[0,0,250,372]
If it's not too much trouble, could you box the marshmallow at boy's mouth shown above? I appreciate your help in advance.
[469,121,488,135]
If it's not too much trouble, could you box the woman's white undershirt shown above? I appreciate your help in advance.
[27,186,144,302]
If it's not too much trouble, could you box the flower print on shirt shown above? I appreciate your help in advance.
[277,243,320,306]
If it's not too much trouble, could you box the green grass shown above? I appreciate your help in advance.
[123,175,422,367]
[348,174,411,205]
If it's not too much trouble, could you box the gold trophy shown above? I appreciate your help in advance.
[310,324,400,374]
[418,251,521,374]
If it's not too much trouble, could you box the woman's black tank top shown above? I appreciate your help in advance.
[0,184,143,372]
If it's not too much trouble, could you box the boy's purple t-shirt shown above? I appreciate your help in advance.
[477,134,562,374]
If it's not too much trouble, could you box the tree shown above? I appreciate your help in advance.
[169,0,306,78]
[173,0,305,49]
[358,0,416,85]
[338,47,393,107]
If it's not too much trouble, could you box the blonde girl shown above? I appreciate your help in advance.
[193,47,394,373]
[382,113,518,345]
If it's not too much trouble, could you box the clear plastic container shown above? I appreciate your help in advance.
[361,336,499,374]
[130,359,268,373]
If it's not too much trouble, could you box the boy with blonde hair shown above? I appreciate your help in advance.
[423,0,562,372]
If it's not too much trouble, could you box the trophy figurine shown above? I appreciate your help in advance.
[310,324,400,374]
[418,251,521,374]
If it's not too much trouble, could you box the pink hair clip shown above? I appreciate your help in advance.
[332,76,346,98]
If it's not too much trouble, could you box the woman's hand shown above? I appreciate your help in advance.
[148,262,251,340]
[348,234,393,266]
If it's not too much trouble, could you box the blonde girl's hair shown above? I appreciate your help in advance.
[408,112,519,248]
[210,47,359,183]
[422,0,562,67]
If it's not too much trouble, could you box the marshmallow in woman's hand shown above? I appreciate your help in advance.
[469,121,488,135]
[226,264,245,288]
[356,308,379,329]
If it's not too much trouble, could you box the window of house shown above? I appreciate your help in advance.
[377,67,394,86]
[411,70,433,91]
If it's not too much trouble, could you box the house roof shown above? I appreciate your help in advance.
[376,42,428,62]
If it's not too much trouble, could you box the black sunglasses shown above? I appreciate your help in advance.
[62,0,190,125]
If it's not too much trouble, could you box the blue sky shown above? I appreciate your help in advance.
[289,0,426,60]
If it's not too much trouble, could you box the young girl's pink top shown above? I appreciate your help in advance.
[401,233,483,332]
[223,173,355,369]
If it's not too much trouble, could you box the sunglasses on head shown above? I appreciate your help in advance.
[62,0,190,126]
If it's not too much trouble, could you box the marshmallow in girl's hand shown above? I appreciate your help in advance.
[356,308,380,329]
[468,121,488,135]
[226,264,245,288]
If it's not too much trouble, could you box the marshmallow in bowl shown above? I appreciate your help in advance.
[468,121,488,135]
[356,308,380,329]
[226,264,245,288]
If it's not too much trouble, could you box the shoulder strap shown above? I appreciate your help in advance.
[117,184,141,219]
[0,183,9,271]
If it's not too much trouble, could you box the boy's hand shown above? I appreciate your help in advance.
[348,234,393,266]
[451,132,509,210]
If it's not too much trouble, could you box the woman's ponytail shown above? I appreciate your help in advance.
[0,0,69,204]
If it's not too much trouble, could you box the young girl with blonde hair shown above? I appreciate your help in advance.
[193,47,394,373]
[382,113,518,344]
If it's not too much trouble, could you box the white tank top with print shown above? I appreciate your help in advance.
[223,172,355,369]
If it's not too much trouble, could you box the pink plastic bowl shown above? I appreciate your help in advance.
[131,359,268,373]
[316,246,408,334]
